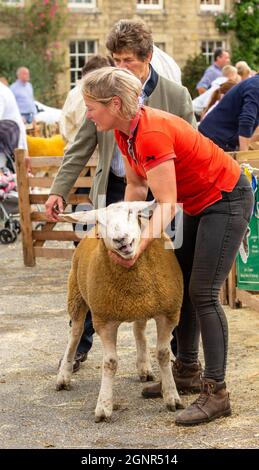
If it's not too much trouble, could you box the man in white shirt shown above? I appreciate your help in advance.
[151,45,181,84]
[0,81,28,160]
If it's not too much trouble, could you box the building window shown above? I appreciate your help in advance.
[201,40,225,64]
[200,0,225,12]
[1,0,24,5]
[68,0,96,8]
[69,40,98,88]
[137,0,163,9]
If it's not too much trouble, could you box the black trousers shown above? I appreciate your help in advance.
[174,173,253,380]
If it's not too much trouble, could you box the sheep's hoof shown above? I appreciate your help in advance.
[175,400,185,409]
[95,414,112,423]
[166,403,176,412]
[56,380,71,391]
[139,372,155,382]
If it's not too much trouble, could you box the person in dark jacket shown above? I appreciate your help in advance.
[199,74,259,152]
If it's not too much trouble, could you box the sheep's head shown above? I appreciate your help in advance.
[59,200,155,259]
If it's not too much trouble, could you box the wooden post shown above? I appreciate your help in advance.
[15,149,36,267]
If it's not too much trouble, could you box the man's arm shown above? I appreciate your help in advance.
[239,136,251,151]
[238,85,259,150]
[50,117,97,201]
[180,86,197,129]
[196,67,214,95]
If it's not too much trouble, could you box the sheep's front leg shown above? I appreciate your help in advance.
[155,315,182,411]
[133,320,154,382]
[56,299,87,391]
[95,321,120,422]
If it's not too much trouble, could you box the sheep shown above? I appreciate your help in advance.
[57,200,184,422]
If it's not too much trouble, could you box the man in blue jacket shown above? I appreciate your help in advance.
[199,74,259,151]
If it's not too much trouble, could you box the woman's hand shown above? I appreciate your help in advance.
[108,238,150,268]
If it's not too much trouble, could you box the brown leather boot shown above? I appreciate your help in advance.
[175,378,231,426]
[141,359,202,398]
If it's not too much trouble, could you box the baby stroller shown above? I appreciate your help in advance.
[0,120,21,244]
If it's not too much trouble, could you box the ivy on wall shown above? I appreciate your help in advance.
[215,0,259,70]
[0,0,68,105]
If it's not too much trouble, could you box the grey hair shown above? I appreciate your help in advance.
[81,66,142,120]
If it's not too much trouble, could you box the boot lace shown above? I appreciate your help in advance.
[193,382,212,407]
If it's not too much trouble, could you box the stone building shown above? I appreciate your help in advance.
[1,0,235,93]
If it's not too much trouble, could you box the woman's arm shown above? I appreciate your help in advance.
[109,158,177,268]
[140,159,177,253]
[123,157,148,201]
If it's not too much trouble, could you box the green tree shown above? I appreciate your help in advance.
[182,54,207,99]
[0,0,68,105]
[215,0,259,70]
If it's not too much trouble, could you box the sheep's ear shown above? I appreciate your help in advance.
[132,199,156,218]
[58,210,98,224]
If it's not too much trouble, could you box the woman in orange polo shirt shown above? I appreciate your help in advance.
[80,67,253,426]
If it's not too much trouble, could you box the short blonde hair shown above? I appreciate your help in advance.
[235,61,251,80]
[81,66,142,119]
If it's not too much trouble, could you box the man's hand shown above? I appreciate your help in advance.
[45,195,64,222]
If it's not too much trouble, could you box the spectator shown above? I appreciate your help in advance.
[151,45,181,84]
[201,80,238,120]
[0,76,8,86]
[196,48,230,95]
[199,74,259,151]
[45,18,196,375]
[0,80,28,158]
[10,67,37,124]
[193,65,239,118]
[60,55,115,148]
[235,61,252,81]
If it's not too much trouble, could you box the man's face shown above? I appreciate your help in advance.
[112,49,151,83]
[18,68,30,83]
[217,51,230,69]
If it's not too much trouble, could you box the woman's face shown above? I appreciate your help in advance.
[85,98,116,131]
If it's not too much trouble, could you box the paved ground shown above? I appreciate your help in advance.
[0,239,259,449]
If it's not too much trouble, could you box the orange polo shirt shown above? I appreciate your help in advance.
[115,106,240,215]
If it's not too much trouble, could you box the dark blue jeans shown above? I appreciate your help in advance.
[174,173,254,381]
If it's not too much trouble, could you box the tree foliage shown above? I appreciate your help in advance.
[215,0,259,70]
[181,54,207,99]
[0,0,68,105]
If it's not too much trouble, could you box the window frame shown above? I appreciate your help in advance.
[0,0,24,6]
[200,0,225,12]
[136,0,163,10]
[68,0,96,9]
[69,39,98,88]
[201,40,226,64]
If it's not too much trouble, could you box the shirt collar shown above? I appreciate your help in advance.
[142,64,158,98]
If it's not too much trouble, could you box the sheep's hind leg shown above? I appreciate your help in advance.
[56,297,87,391]
[133,320,154,382]
[155,315,182,411]
[95,321,120,423]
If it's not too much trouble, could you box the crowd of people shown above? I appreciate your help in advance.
[1,17,258,428]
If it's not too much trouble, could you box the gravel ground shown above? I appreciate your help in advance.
[0,239,259,450]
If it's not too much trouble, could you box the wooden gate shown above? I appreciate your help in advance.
[15,149,97,267]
